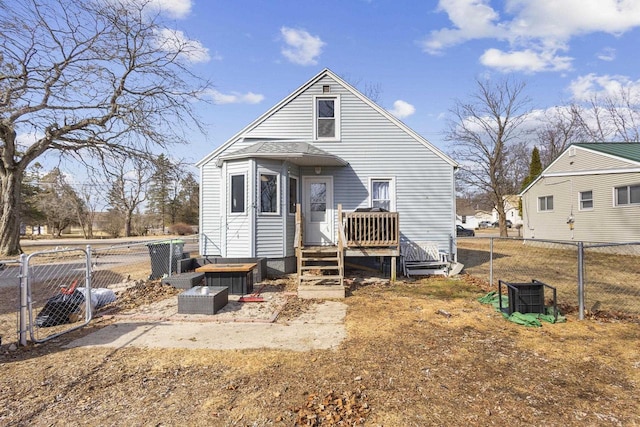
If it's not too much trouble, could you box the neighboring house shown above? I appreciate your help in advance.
[456,199,478,229]
[456,199,493,229]
[520,143,640,242]
[491,195,523,226]
[196,69,458,278]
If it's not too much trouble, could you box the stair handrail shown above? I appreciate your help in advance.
[294,203,303,250]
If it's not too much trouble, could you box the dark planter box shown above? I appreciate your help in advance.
[200,268,254,295]
[498,279,557,319]
[178,286,228,315]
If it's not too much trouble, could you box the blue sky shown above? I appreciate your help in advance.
[38,0,640,169]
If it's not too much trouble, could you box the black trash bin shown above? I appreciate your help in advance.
[147,240,185,279]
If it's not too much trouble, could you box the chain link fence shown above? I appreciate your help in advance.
[457,237,640,319]
[26,248,93,343]
[0,236,199,346]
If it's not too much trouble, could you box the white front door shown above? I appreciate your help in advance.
[303,176,334,245]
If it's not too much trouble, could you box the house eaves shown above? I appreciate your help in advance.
[519,142,640,196]
[218,140,348,167]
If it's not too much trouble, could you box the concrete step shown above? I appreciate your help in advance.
[298,284,345,299]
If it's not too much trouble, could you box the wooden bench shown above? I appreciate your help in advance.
[195,263,256,295]
[178,286,228,315]
[401,241,450,277]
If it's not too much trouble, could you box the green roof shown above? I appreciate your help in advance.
[575,143,640,163]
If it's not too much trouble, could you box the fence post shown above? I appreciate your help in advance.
[169,240,174,278]
[86,245,93,322]
[489,237,494,287]
[19,253,28,346]
[577,241,585,320]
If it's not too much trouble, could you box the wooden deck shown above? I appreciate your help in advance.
[294,204,400,298]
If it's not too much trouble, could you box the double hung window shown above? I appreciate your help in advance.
[538,195,553,212]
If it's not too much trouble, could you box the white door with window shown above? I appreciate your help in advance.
[303,176,334,245]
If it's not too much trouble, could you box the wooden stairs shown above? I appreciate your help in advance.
[297,245,345,299]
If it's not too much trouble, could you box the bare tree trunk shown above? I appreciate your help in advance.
[0,170,23,255]
[124,210,133,237]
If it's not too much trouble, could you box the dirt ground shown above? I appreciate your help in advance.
[1,273,639,426]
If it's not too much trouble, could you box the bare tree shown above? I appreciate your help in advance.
[0,0,210,255]
[37,168,85,237]
[106,156,153,237]
[574,88,640,144]
[536,105,584,166]
[447,78,531,237]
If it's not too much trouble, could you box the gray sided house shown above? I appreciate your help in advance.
[520,143,640,242]
[196,69,458,278]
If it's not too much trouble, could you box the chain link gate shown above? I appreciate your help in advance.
[23,247,93,344]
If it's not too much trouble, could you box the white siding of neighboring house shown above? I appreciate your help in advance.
[522,172,640,242]
[546,147,635,174]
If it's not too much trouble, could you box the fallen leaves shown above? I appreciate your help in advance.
[290,388,370,426]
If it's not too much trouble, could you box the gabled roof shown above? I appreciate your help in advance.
[519,142,640,196]
[196,68,457,168]
[219,140,348,167]
[574,143,640,163]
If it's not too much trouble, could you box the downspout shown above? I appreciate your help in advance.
[249,158,256,258]
[282,161,288,259]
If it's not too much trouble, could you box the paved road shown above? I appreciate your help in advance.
[0,237,199,289]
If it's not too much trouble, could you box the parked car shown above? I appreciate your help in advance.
[478,221,492,229]
[456,224,475,237]
[492,220,512,228]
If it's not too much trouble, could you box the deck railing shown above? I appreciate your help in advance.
[341,207,399,248]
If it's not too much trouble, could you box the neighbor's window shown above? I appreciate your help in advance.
[615,184,640,206]
[260,173,279,214]
[538,195,553,211]
[371,179,392,211]
[580,191,593,210]
[289,176,298,214]
[315,96,340,140]
[230,174,245,213]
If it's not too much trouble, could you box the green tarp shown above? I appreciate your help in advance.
[478,291,566,327]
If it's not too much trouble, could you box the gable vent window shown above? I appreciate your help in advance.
[315,96,340,140]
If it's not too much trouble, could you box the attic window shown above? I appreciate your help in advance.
[314,95,341,140]
[323,85,330,93]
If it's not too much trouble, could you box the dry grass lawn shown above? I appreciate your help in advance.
[1,275,638,426]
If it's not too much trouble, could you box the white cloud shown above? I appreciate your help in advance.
[204,89,265,105]
[421,0,504,54]
[480,48,572,73]
[569,74,640,102]
[154,28,210,63]
[280,27,325,66]
[148,0,192,19]
[422,0,640,73]
[15,131,43,149]
[107,0,193,19]
[387,100,416,118]
[597,47,616,61]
